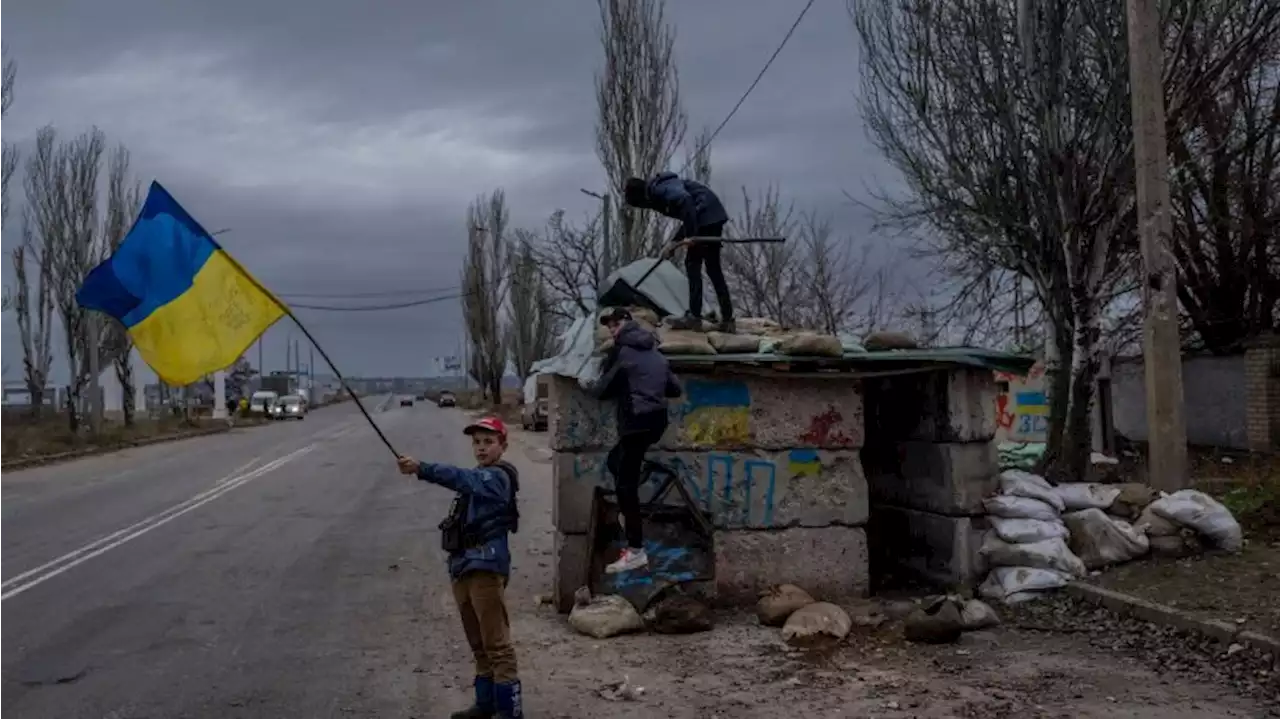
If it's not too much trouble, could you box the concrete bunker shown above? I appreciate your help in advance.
[546,349,1032,612]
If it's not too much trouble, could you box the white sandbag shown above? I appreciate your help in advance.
[978,566,1071,603]
[568,594,645,639]
[1053,482,1122,511]
[736,317,785,336]
[983,494,1061,522]
[988,516,1069,544]
[776,331,844,358]
[1062,508,1150,569]
[781,602,852,647]
[756,584,816,627]
[1134,505,1180,537]
[707,331,763,354]
[657,327,716,355]
[998,470,1066,512]
[979,533,1087,577]
[959,599,1001,630]
[1148,489,1243,552]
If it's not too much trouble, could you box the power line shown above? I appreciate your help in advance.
[275,285,462,300]
[681,0,817,172]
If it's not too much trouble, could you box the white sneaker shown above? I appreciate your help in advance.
[605,548,649,574]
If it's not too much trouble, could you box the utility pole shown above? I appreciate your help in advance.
[1126,0,1188,491]
[581,189,612,288]
[257,337,263,390]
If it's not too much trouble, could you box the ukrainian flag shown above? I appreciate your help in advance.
[76,182,286,386]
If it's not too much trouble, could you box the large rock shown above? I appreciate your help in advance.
[781,602,852,647]
[756,583,816,627]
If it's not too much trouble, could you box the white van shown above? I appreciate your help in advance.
[249,390,279,415]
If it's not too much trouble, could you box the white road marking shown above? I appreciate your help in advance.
[1,444,316,602]
[216,456,262,486]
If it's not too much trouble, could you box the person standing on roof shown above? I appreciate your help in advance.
[581,307,684,574]
[623,172,734,333]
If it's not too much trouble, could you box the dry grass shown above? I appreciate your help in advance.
[1,412,264,460]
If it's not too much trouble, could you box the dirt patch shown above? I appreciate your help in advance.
[1088,543,1280,640]
[0,415,268,469]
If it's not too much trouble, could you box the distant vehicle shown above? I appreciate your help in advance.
[249,390,279,415]
[437,391,456,408]
[399,395,414,407]
[272,394,307,420]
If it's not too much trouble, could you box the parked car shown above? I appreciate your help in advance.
[399,395,414,407]
[272,394,307,420]
[521,397,548,431]
[249,390,279,416]
[437,391,457,408]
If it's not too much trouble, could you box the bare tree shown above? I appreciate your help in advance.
[852,0,1277,481]
[11,211,56,414]
[506,234,556,383]
[101,145,143,424]
[684,126,714,185]
[595,0,687,263]
[2,52,17,229]
[795,213,892,336]
[723,186,805,326]
[461,190,510,403]
[532,210,604,322]
[26,126,107,432]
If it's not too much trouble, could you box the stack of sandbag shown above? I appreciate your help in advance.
[979,470,1086,604]
[1142,489,1243,554]
[1052,482,1151,569]
[594,306,660,352]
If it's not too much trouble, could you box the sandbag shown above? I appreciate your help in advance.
[646,594,713,634]
[568,594,646,639]
[983,495,1061,522]
[988,516,1069,544]
[863,330,919,351]
[657,327,716,355]
[707,331,763,354]
[960,599,1001,630]
[999,470,1066,511]
[1108,483,1160,520]
[756,584,816,627]
[781,602,852,647]
[1063,508,1150,569]
[1053,482,1122,512]
[776,331,844,358]
[978,566,1071,604]
[1134,505,1180,537]
[1148,489,1243,552]
[736,317,785,336]
[903,598,964,644]
[627,306,660,328]
[979,533,1087,577]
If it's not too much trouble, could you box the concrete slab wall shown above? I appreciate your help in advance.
[548,370,869,609]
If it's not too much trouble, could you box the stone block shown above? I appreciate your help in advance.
[553,532,591,614]
[548,373,866,452]
[867,441,998,515]
[553,448,868,532]
[714,526,869,605]
[869,503,987,588]
[868,369,997,443]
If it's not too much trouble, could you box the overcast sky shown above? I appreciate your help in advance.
[1,0,908,381]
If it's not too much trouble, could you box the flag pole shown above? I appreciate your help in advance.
[217,251,400,458]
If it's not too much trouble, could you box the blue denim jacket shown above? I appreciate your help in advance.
[416,462,517,579]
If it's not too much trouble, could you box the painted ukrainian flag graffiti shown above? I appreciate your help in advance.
[787,448,822,478]
[680,380,751,445]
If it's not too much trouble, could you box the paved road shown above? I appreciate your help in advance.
[2,398,490,718]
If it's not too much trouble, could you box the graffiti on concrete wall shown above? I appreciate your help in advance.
[798,407,855,446]
[995,362,1048,443]
[679,380,751,445]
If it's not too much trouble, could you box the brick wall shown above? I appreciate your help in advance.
[1244,335,1280,453]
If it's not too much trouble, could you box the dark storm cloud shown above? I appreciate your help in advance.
[2,0,904,379]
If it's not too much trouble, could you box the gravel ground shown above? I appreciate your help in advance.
[1008,595,1279,710]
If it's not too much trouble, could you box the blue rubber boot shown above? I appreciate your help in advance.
[495,680,523,719]
[449,676,495,719]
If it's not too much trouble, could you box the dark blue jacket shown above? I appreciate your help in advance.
[415,462,517,580]
[645,172,729,239]
[584,322,683,432]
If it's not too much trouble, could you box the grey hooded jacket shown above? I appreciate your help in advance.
[582,321,683,432]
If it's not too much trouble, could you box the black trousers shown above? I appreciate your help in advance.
[605,416,667,549]
[676,221,733,321]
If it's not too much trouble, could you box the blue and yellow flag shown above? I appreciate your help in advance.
[76,182,286,386]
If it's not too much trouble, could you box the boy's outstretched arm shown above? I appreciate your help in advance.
[397,456,510,502]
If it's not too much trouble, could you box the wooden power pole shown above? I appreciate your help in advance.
[1126,0,1188,491]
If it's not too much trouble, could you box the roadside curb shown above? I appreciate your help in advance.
[1066,581,1280,658]
[1,423,253,472]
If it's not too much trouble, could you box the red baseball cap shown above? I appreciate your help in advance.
[464,416,508,438]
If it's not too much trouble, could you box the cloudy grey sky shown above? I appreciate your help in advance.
[2,0,905,380]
